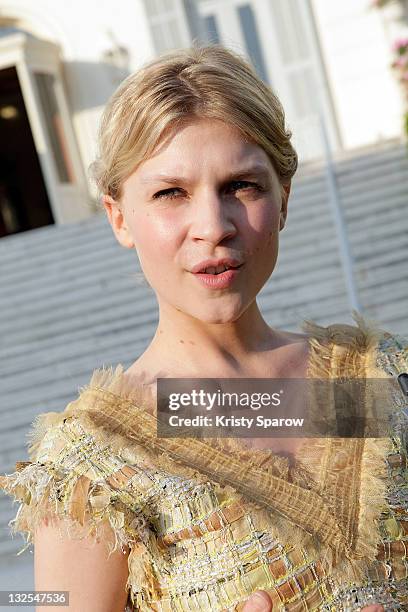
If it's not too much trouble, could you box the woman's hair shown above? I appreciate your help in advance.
[89,42,298,203]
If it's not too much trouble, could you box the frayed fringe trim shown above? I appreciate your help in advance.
[26,411,69,462]
[355,437,393,559]
[0,459,149,559]
[301,309,388,379]
[26,363,157,460]
[126,535,166,604]
[318,437,394,589]
[299,309,399,585]
[81,364,157,413]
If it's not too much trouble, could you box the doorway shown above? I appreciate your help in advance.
[0,66,54,238]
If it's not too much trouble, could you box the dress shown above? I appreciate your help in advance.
[0,311,407,611]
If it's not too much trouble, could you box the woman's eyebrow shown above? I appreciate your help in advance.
[140,164,271,185]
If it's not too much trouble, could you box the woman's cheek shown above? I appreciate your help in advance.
[250,198,280,232]
[133,221,179,282]
[249,221,279,256]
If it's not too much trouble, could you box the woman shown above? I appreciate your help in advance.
[0,44,406,611]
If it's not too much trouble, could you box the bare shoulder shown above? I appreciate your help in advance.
[279,330,311,343]
[270,329,313,378]
[123,360,156,384]
[272,328,312,354]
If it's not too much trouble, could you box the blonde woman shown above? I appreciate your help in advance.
[0,44,407,612]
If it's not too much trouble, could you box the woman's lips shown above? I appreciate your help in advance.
[192,265,243,289]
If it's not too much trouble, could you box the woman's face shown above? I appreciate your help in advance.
[104,117,290,324]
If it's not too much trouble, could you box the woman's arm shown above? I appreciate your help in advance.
[34,515,130,612]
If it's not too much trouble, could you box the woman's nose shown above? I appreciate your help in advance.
[189,192,237,244]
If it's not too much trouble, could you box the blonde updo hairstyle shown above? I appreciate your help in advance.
[90,43,298,205]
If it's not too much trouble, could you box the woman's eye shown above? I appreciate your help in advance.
[152,188,183,200]
[228,180,262,193]
[152,181,262,201]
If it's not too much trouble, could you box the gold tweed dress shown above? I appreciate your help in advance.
[0,311,407,611]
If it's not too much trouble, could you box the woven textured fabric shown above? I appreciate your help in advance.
[0,311,407,611]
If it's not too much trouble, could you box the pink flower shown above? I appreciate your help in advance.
[392,38,408,53]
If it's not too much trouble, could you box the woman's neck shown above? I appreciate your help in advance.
[126,300,310,381]
[147,301,284,375]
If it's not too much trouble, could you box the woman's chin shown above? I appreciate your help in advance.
[164,293,248,323]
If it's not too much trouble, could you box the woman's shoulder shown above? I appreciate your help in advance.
[24,364,155,463]
[301,311,408,442]
[7,362,157,478]
[0,364,160,555]
[301,309,408,373]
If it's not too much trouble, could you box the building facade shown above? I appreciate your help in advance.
[0,0,406,237]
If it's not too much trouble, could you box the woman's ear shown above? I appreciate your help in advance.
[279,182,291,231]
[102,194,135,249]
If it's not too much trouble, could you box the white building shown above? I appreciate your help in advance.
[0,0,406,237]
